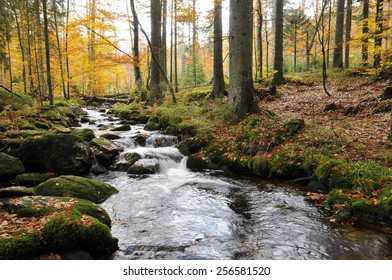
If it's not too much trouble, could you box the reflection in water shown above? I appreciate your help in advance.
[84,109,392,260]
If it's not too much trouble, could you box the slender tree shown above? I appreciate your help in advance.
[272,0,286,85]
[256,0,263,80]
[228,0,256,118]
[344,0,352,68]
[150,0,162,104]
[362,0,369,67]
[212,0,225,98]
[374,0,384,68]
[42,0,54,105]
[333,0,345,68]
[130,0,143,97]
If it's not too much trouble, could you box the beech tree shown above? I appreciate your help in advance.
[228,0,255,118]
[150,0,162,104]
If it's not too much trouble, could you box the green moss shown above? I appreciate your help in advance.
[0,234,41,260]
[35,175,118,203]
[41,211,118,253]
[70,128,96,142]
[270,145,307,179]
[314,158,352,190]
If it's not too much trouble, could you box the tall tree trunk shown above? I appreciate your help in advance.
[192,0,197,86]
[150,0,162,104]
[12,7,27,95]
[65,0,71,99]
[344,0,352,68]
[294,22,297,72]
[34,0,47,98]
[130,0,143,98]
[257,0,263,80]
[374,0,384,68]
[362,0,369,67]
[7,39,13,92]
[212,0,225,98]
[43,0,54,105]
[53,0,67,99]
[25,0,34,93]
[87,0,96,96]
[333,0,345,68]
[272,0,286,85]
[161,0,167,81]
[228,0,256,118]
[174,0,178,93]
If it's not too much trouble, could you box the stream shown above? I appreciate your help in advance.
[82,108,392,260]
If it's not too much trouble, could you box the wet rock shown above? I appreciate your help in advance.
[111,124,131,132]
[146,134,178,148]
[35,175,118,203]
[176,137,208,156]
[144,120,161,131]
[100,133,121,140]
[15,172,56,187]
[0,152,25,179]
[133,134,149,146]
[90,162,107,175]
[187,154,208,171]
[127,159,160,175]
[89,137,122,167]
[18,134,92,175]
[70,128,96,142]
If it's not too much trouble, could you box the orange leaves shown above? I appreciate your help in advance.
[306,192,327,207]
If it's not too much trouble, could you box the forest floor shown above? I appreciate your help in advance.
[259,74,391,163]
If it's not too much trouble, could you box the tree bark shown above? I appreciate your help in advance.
[53,0,67,99]
[42,0,54,105]
[212,0,225,98]
[344,0,352,68]
[150,0,162,104]
[257,0,263,80]
[333,0,345,68]
[374,0,384,68]
[130,0,143,97]
[228,0,255,118]
[362,0,369,67]
[272,0,285,85]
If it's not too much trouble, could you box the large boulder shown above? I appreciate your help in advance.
[70,128,96,142]
[0,152,25,180]
[35,175,119,203]
[18,134,92,175]
[127,159,160,175]
[89,137,122,167]
[15,173,56,187]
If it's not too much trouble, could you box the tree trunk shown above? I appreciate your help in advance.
[65,0,71,99]
[174,0,178,93]
[12,6,27,95]
[272,0,285,85]
[24,0,34,93]
[212,0,225,98]
[294,22,297,73]
[150,0,162,104]
[130,0,143,97]
[160,0,167,82]
[34,0,47,99]
[362,0,369,67]
[333,0,345,68]
[53,0,67,99]
[344,0,352,68]
[42,0,54,105]
[257,0,263,80]
[192,0,197,86]
[228,0,255,118]
[374,0,384,68]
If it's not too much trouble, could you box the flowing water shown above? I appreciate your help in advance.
[82,108,392,260]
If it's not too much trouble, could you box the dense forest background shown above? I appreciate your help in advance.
[0,0,391,103]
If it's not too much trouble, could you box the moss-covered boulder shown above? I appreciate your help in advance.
[18,134,92,175]
[70,128,96,142]
[144,120,161,131]
[111,124,131,132]
[0,196,118,259]
[0,186,35,198]
[15,173,56,187]
[0,152,25,179]
[127,159,160,175]
[35,175,118,203]
[380,86,392,100]
[90,137,122,167]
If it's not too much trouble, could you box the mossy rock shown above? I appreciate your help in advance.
[90,137,122,167]
[111,124,131,132]
[0,186,35,198]
[35,175,118,203]
[15,172,56,187]
[0,152,25,179]
[0,125,7,132]
[59,197,112,227]
[4,138,24,149]
[176,137,208,156]
[100,133,121,140]
[70,128,96,142]
[0,234,41,260]
[20,130,48,138]
[41,211,118,254]
[249,155,271,177]
[380,86,392,100]
[124,152,142,165]
[144,120,161,131]
[18,134,92,175]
